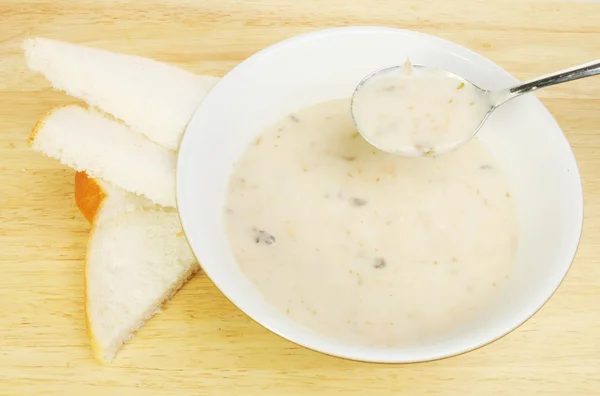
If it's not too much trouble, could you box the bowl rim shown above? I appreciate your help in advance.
[176,25,585,363]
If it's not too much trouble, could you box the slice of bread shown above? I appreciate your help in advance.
[85,206,199,364]
[29,105,177,207]
[23,37,220,150]
[76,174,199,364]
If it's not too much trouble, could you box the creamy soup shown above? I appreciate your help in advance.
[352,61,491,156]
[225,98,518,347]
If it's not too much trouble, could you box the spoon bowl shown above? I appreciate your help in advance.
[351,63,493,157]
[351,58,600,156]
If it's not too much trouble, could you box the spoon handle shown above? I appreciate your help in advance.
[491,59,600,107]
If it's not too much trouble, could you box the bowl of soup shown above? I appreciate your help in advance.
[176,26,583,362]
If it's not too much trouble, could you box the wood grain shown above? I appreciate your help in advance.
[1,0,600,394]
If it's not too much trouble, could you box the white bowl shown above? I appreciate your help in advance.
[177,26,583,363]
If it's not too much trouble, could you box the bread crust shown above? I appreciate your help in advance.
[74,172,106,224]
[83,243,103,364]
[75,171,102,362]
[75,172,106,362]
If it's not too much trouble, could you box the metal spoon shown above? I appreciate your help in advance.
[351,59,600,157]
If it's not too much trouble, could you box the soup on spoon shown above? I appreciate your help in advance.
[351,59,492,157]
[352,58,600,156]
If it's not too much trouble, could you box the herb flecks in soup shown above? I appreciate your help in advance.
[225,98,517,347]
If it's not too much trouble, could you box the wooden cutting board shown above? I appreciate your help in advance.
[1,0,599,394]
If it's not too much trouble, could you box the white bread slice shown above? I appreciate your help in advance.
[29,105,177,207]
[83,190,199,364]
[23,37,220,151]
[76,172,197,363]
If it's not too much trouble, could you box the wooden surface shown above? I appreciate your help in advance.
[1,0,600,394]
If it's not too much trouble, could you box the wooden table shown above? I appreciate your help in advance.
[1,0,600,394]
